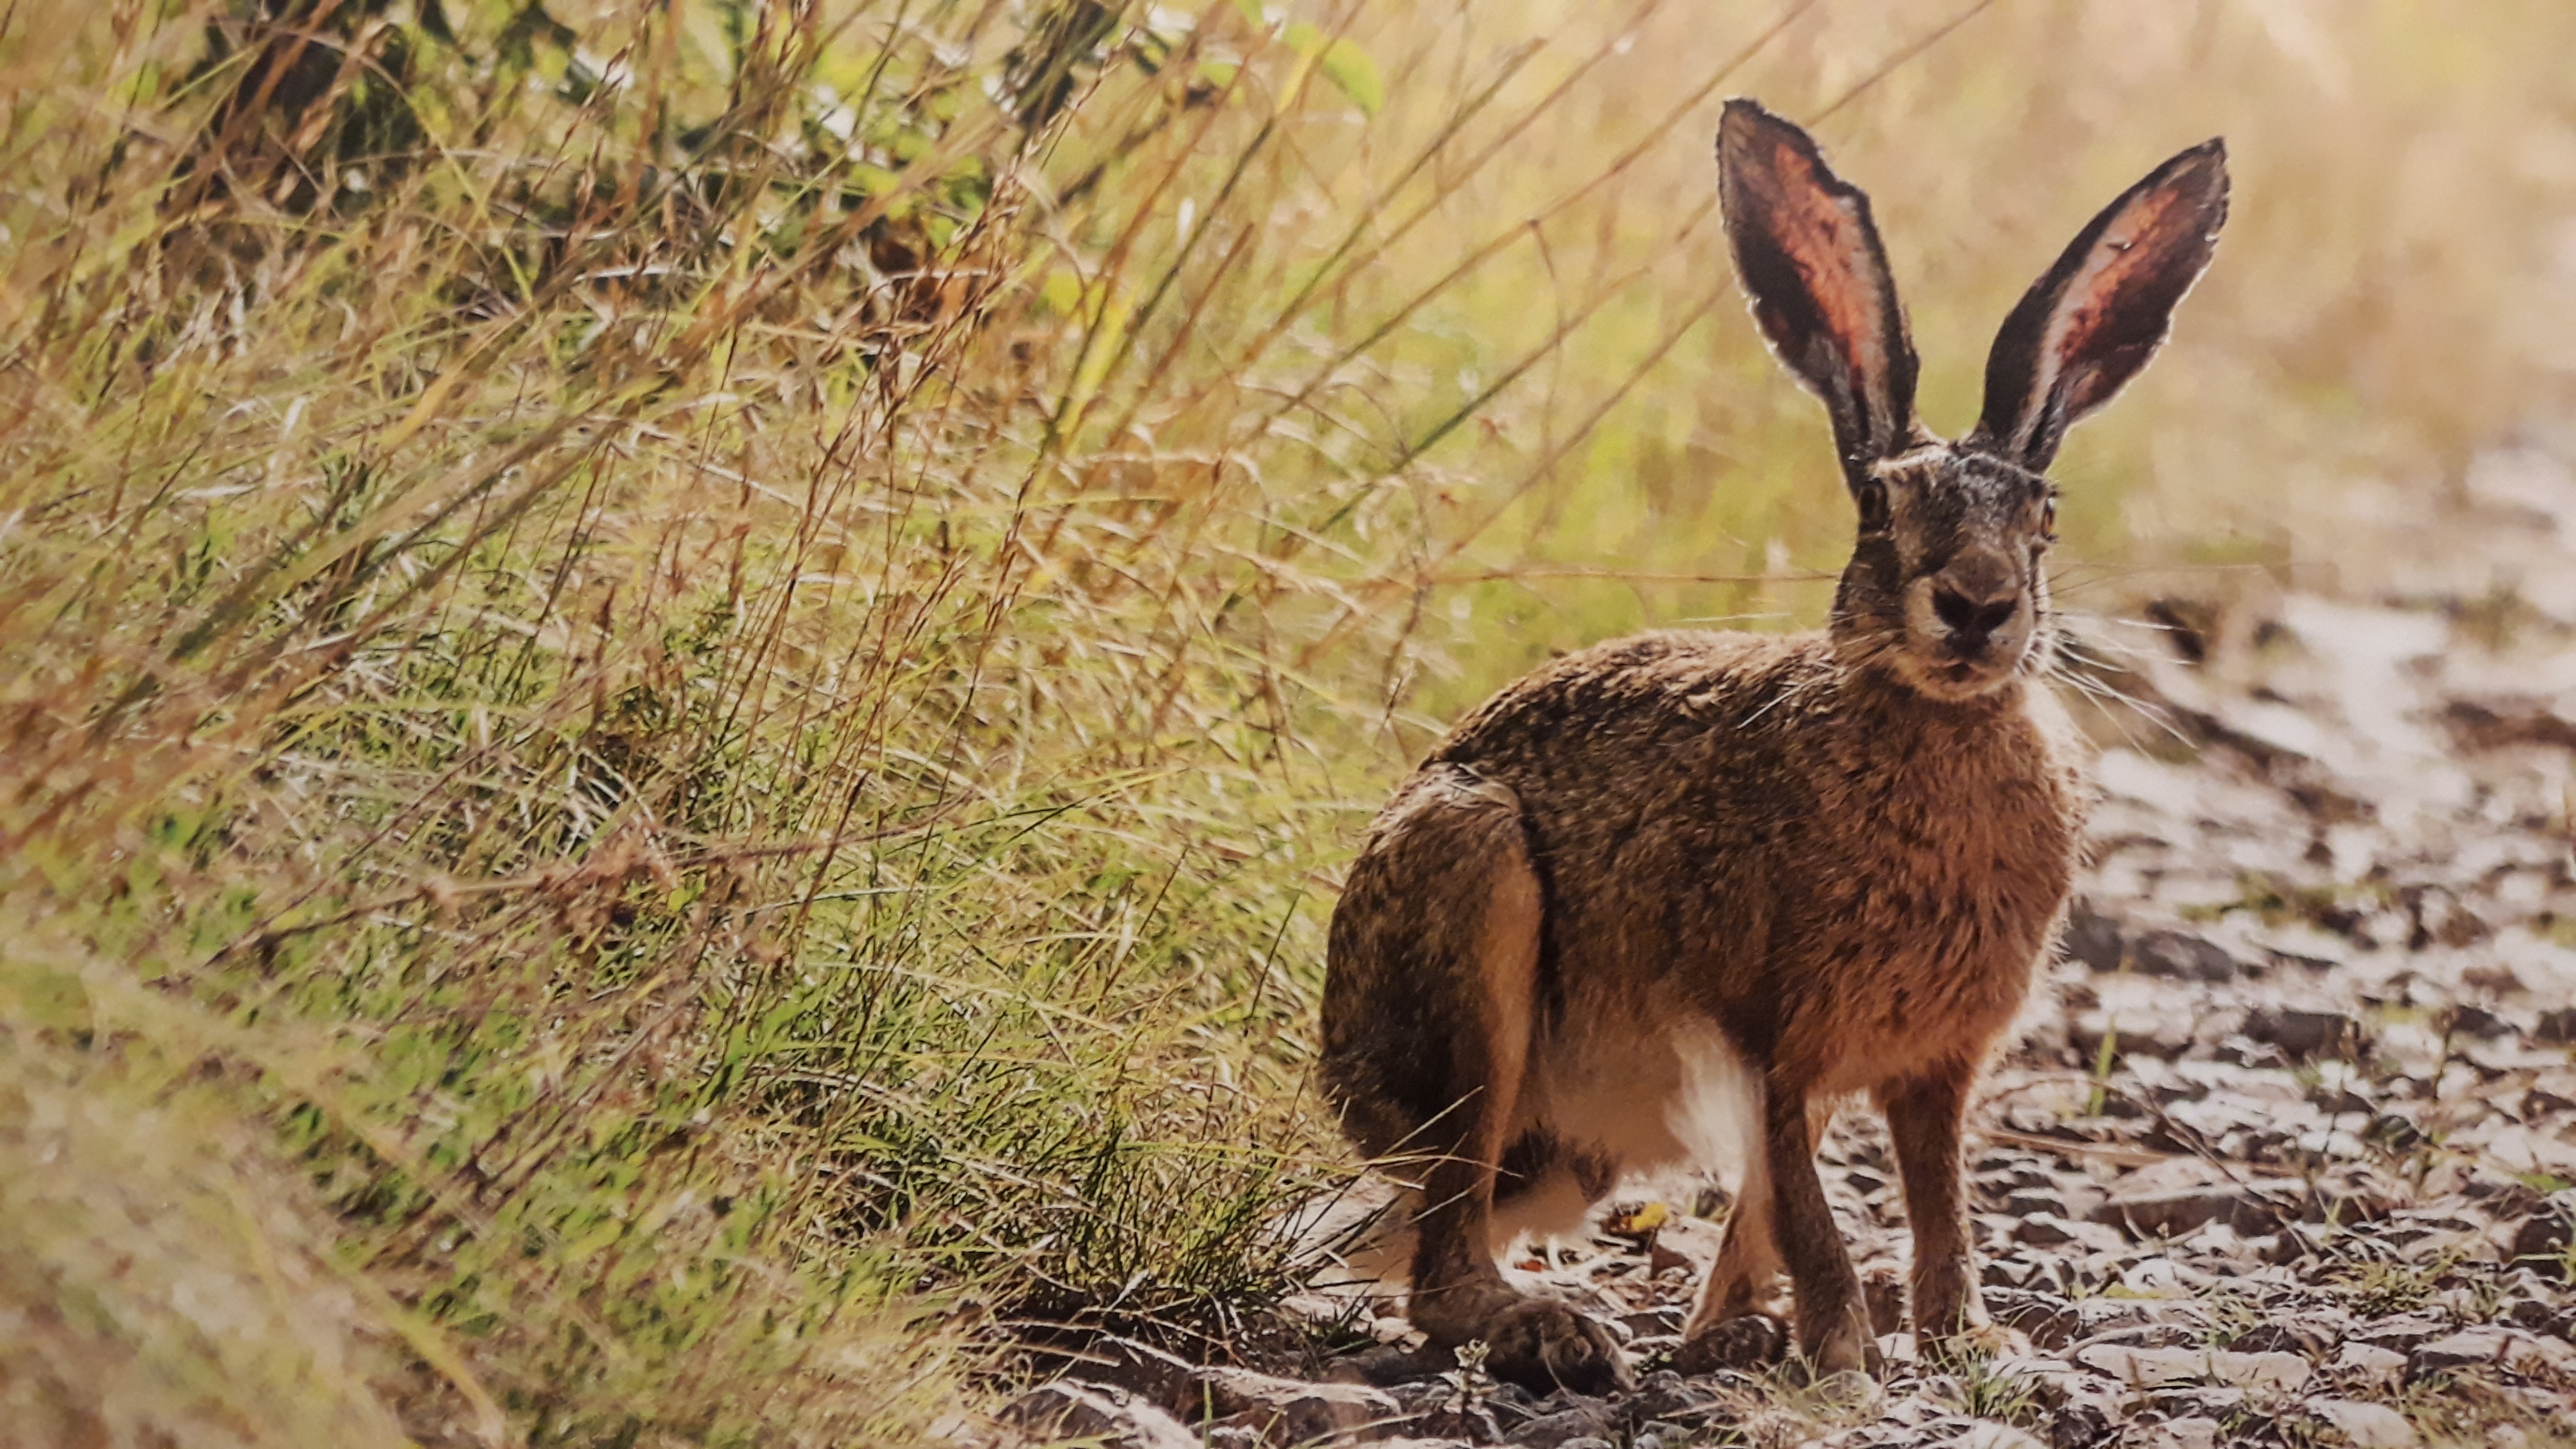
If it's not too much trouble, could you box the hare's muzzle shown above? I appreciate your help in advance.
[1903,545,2037,693]
[1930,578,2019,655]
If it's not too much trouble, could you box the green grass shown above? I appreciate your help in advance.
[8,1,2576,1443]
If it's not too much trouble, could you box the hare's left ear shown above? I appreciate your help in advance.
[1974,140,2229,471]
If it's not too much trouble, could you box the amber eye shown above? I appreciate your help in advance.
[2039,495,2059,538]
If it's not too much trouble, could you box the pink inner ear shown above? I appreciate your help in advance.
[1751,136,1896,409]
[2041,185,2206,419]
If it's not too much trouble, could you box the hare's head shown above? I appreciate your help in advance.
[1716,100,2228,702]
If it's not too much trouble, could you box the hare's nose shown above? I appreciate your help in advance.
[1932,583,2019,648]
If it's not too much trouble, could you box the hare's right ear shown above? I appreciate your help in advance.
[1973,140,2229,471]
[1717,99,1919,483]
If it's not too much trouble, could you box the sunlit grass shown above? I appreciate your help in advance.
[5,0,2574,1442]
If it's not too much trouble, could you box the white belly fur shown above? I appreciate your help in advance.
[1488,1021,1761,1251]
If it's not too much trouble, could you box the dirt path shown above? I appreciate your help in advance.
[1008,451,2576,1448]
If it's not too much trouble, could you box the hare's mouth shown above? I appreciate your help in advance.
[1886,643,2026,701]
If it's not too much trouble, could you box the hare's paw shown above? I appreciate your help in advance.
[1483,1299,1634,1396]
[1794,1320,1883,1384]
[1672,1311,1787,1375]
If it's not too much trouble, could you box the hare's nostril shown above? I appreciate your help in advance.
[1931,587,2019,646]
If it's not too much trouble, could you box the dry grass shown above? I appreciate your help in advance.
[4,1,2572,1442]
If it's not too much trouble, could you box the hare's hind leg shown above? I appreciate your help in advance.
[1320,765,1631,1396]
[1678,1136,1786,1369]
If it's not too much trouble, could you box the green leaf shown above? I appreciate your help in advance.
[1317,38,1383,116]
[1282,22,1383,117]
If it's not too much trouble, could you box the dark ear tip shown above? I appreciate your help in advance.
[1717,97,1808,160]
[2164,137,2231,191]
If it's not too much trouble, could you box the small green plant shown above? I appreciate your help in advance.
[1943,1355,2042,1425]
[2330,1253,2450,1317]
[2087,1018,2122,1118]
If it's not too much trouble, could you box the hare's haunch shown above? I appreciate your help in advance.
[1320,99,2228,1393]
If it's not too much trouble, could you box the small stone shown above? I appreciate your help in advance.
[2212,1349,2311,1392]
[1334,1343,1447,1387]
[2071,1345,2307,1392]
[2505,1298,2558,1333]
[2091,1180,2300,1238]
[2406,1326,2576,1380]
[2072,1322,2199,1352]
[2016,1213,2092,1247]
[2509,1193,2575,1278]
[2214,1035,2291,1068]
[2074,1008,2196,1061]
[2310,1398,2419,1449]
[2244,1006,2366,1061]
[2229,1318,2334,1356]
[2444,1003,2512,1039]
[1193,1367,1402,1446]
[2074,1344,2200,1387]
[2064,903,2125,972]
[2045,1395,2118,1449]
[2333,1342,2408,1382]
[1986,1289,2079,1349]
[1410,1402,1501,1442]
[2353,1314,2451,1352]
[2004,1188,2071,1217]
[1004,1382,1201,1449]
[2132,929,2242,982]
[2147,1417,2222,1449]
[2407,1327,2510,1378]
[1626,1370,1722,1425]
[2153,1384,2245,1420]
[1505,1403,1617,1449]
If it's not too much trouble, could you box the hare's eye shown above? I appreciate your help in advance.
[2039,496,2059,538]
[1853,479,1889,530]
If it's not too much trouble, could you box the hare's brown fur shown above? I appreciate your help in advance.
[1320,99,2228,1393]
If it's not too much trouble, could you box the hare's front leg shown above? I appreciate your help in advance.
[1881,1060,1999,1358]
[1763,1072,1880,1380]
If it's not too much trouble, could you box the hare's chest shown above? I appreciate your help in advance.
[1805,748,2082,1080]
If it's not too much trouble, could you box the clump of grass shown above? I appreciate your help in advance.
[2330,1251,2451,1317]
[8,1,2576,1443]
[1941,1354,2042,1425]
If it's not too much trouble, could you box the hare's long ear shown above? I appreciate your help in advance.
[1974,140,2229,471]
[1717,99,1918,482]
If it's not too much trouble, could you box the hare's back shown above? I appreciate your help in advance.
[1432,628,1838,803]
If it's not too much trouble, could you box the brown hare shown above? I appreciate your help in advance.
[1319,99,2227,1394]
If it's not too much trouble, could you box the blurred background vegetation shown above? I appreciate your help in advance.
[6,0,2575,1442]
